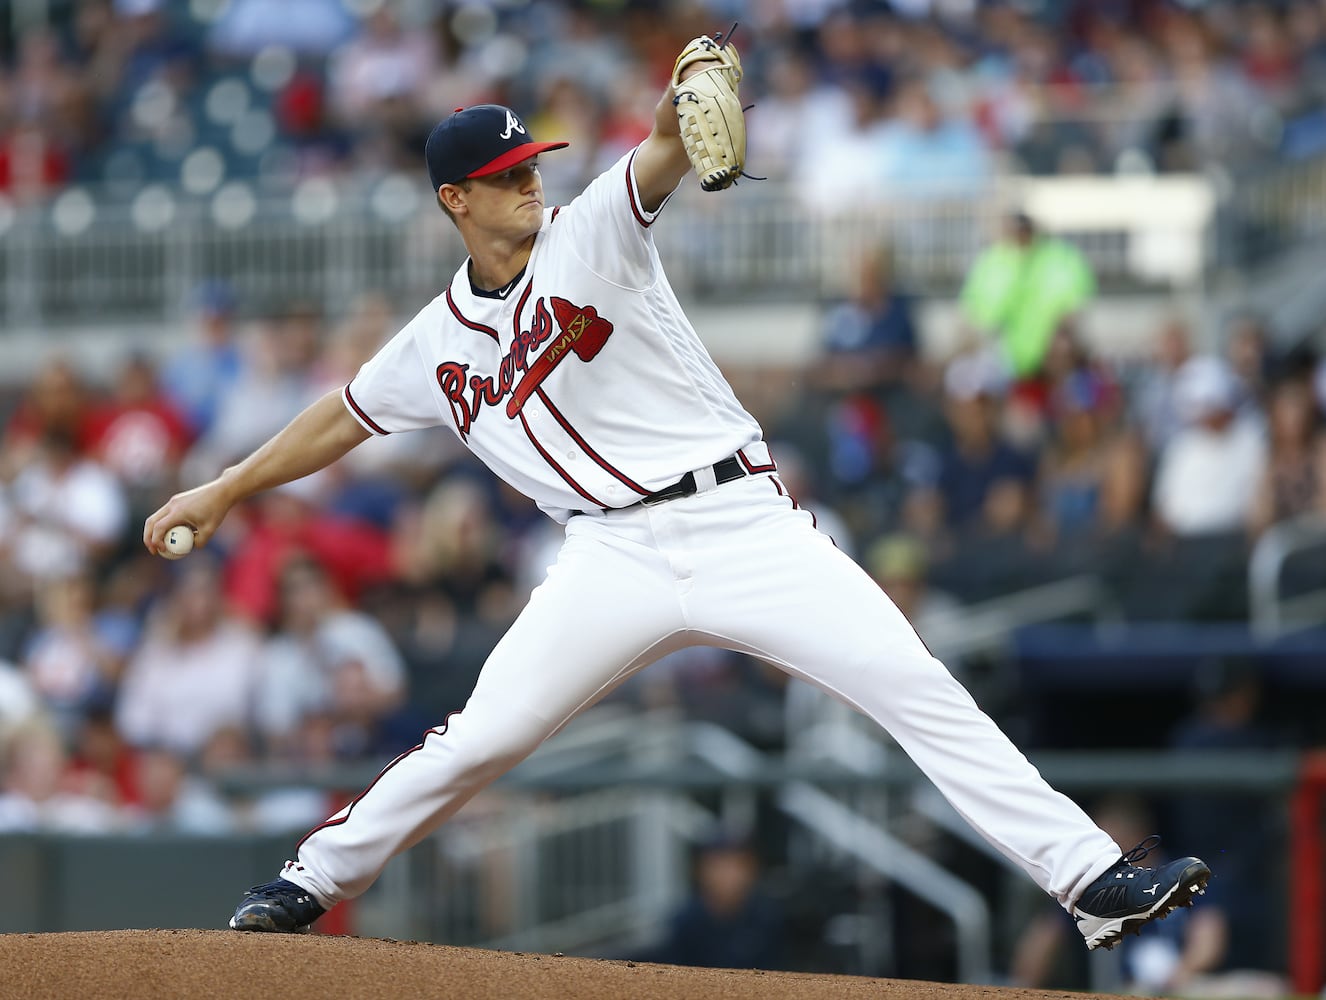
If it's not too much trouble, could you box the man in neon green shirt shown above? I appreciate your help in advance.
[960,213,1096,378]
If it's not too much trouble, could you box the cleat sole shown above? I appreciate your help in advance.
[1078,859,1211,951]
[229,904,314,934]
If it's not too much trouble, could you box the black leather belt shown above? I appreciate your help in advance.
[637,455,748,507]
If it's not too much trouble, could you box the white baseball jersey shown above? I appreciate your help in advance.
[342,149,768,522]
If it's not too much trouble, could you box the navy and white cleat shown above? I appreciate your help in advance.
[1073,836,1211,951]
[229,878,326,933]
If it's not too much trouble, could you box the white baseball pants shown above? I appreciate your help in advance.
[282,473,1120,911]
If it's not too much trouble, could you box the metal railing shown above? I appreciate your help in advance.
[921,574,1115,663]
[0,171,1217,330]
[1224,155,1326,264]
[0,741,1302,984]
[1249,514,1326,637]
[355,785,697,954]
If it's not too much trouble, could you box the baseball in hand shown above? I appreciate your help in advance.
[161,525,195,559]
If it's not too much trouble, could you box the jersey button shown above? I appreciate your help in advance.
[566,450,577,461]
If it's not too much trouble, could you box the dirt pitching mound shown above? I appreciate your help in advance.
[0,929,1115,1000]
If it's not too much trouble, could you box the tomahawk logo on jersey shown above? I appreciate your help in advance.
[342,148,767,521]
[434,296,616,439]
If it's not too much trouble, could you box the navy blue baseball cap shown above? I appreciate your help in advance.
[425,105,569,191]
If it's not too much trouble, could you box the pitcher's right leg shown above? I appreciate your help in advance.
[232,514,686,929]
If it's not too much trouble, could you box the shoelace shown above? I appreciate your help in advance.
[1119,834,1162,868]
[244,881,293,897]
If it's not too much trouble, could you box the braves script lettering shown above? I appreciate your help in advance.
[436,297,614,438]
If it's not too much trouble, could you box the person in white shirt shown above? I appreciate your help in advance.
[1153,355,1267,537]
[115,558,262,757]
[145,36,1208,950]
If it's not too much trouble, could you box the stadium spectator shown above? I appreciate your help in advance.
[20,572,130,739]
[197,723,331,834]
[222,482,397,626]
[812,245,918,397]
[0,659,41,744]
[66,705,141,809]
[876,76,994,196]
[1167,658,1288,982]
[12,28,86,136]
[1240,3,1301,110]
[0,121,71,201]
[253,555,409,762]
[1247,375,1326,537]
[1153,356,1267,538]
[1223,309,1276,412]
[87,353,193,496]
[959,211,1096,381]
[1161,7,1274,172]
[122,745,236,834]
[328,4,435,171]
[5,426,129,583]
[525,76,606,199]
[163,280,246,440]
[1,29,86,199]
[0,0,1309,204]
[743,46,854,183]
[189,302,327,478]
[904,352,1047,600]
[206,0,356,59]
[0,718,120,833]
[1129,316,1195,452]
[1037,367,1147,543]
[643,834,786,971]
[793,74,891,215]
[864,533,961,642]
[1,357,101,469]
[922,351,1035,534]
[394,478,519,625]
[114,555,263,756]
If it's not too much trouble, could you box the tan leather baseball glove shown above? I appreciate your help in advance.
[671,30,746,192]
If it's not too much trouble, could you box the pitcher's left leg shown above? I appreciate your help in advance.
[684,483,1118,907]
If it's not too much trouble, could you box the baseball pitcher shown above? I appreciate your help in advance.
[144,29,1208,953]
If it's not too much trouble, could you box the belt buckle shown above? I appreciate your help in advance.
[641,471,697,507]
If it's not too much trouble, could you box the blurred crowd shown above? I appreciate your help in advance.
[0,0,1317,985]
[0,211,1322,840]
[2,0,1326,208]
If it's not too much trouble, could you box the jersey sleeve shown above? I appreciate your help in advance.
[342,311,445,435]
[554,147,681,289]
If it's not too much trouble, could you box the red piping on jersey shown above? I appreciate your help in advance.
[518,410,607,508]
[771,475,818,531]
[508,289,642,497]
[343,383,389,436]
[295,713,460,853]
[551,206,562,223]
[535,387,649,496]
[511,279,533,324]
[737,447,776,475]
[625,149,656,229]
[445,286,500,341]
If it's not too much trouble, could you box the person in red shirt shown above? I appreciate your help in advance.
[86,354,194,493]
[2,357,100,474]
[222,485,397,627]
